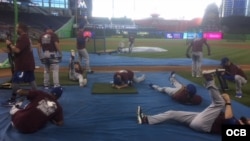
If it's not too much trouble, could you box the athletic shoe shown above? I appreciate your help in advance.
[87,70,94,74]
[202,70,215,81]
[140,74,146,82]
[202,70,216,89]
[137,106,148,124]
[12,98,25,109]
[196,75,201,78]
[235,93,242,98]
[15,100,23,108]
[44,86,50,90]
[169,71,176,79]
[1,99,16,107]
[216,68,226,72]
[169,71,176,85]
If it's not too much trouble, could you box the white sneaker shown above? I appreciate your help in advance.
[216,68,226,72]
[235,93,242,98]
[202,70,216,74]
[140,74,146,81]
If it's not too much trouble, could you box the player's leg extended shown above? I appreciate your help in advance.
[51,63,60,87]
[43,64,50,87]
[196,52,202,77]
[190,73,225,132]
[82,48,91,71]
[215,70,228,92]
[147,110,198,125]
[235,75,247,97]
[78,49,83,64]
[191,52,198,77]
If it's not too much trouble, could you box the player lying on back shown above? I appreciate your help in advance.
[149,71,202,105]
[112,69,145,89]
[68,50,87,87]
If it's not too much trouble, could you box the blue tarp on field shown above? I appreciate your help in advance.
[0,72,250,141]
[0,49,220,68]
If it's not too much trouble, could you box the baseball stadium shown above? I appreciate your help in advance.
[0,0,250,141]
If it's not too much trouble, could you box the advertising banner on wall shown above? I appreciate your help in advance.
[203,32,222,40]
[165,32,183,39]
[183,32,202,39]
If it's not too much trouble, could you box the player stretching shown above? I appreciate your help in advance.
[186,37,211,77]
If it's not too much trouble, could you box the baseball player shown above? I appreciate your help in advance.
[1,23,37,107]
[76,25,93,73]
[128,33,135,53]
[37,26,62,89]
[137,71,250,134]
[215,68,229,92]
[186,37,211,77]
[149,71,202,105]
[68,50,87,87]
[9,87,63,133]
[218,57,247,98]
[112,69,145,89]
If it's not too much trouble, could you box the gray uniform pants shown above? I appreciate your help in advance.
[78,48,91,71]
[151,76,182,97]
[235,75,247,94]
[43,51,60,87]
[191,51,203,77]
[69,68,85,87]
[147,83,225,133]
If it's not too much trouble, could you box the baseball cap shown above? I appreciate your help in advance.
[50,87,63,99]
[221,57,229,66]
[186,84,196,96]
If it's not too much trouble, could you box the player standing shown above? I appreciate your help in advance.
[76,25,93,73]
[38,26,62,89]
[186,37,211,77]
[128,33,135,53]
[1,23,37,106]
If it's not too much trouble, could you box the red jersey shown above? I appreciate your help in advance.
[38,32,59,52]
[14,33,35,71]
[190,38,208,52]
[113,70,134,84]
[172,87,202,105]
[12,90,63,133]
[210,112,240,134]
[224,63,247,80]
[129,35,135,43]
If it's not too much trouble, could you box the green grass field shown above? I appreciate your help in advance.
[1,38,250,106]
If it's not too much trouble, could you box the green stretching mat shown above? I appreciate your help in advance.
[92,83,138,94]
[0,71,87,89]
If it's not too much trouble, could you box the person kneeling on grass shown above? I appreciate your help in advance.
[69,50,87,87]
[10,87,64,134]
[112,69,145,89]
[149,71,202,105]
[218,57,247,98]
[137,70,250,134]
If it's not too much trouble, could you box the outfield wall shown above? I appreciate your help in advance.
[55,16,75,38]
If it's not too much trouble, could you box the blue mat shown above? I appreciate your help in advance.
[0,49,220,68]
[1,72,249,141]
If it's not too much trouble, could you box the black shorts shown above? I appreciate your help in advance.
[12,71,35,83]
